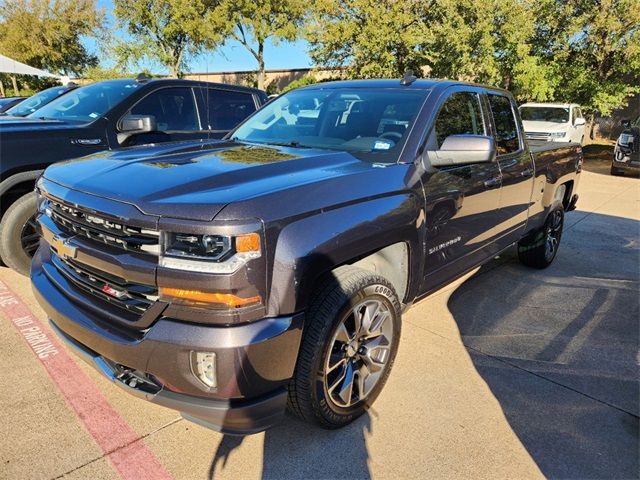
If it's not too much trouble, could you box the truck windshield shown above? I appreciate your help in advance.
[231,87,429,162]
[5,86,70,117]
[520,107,570,123]
[29,80,142,123]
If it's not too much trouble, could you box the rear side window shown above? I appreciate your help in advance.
[205,89,256,131]
[488,94,520,155]
[433,92,485,148]
[130,87,199,131]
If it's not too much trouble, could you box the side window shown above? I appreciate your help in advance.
[433,92,485,148]
[487,94,520,155]
[205,89,256,131]
[574,107,583,122]
[129,87,199,132]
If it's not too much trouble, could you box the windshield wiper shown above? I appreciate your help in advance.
[268,141,312,149]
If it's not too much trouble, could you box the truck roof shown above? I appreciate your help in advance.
[82,77,265,95]
[299,78,512,94]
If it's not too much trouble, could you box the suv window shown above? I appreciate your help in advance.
[433,92,485,148]
[130,87,199,132]
[488,94,520,155]
[205,89,256,131]
[573,107,583,122]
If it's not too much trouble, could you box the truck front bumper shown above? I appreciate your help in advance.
[32,249,304,435]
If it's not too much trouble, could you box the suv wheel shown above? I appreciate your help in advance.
[517,206,564,269]
[288,266,401,428]
[0,192,39,276]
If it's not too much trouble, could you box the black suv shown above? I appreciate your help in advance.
[0,77,267,274]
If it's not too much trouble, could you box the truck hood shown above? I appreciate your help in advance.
[522,120,570,132]
[0,116,80,131]
[43,140,377,221]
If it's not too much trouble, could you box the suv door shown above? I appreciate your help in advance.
[120,86,203,146]
[199,88,259,138]
[486,92,535,248]
[419,88,503,291]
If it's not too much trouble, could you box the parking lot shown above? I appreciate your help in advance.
[0,153,638,480]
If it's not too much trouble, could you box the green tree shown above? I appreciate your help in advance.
[282,74,317,92]
[0,0,102,76]
[561,0,639,119]
[425,0,560,101]
[113,0,220,77]
[208,0,305,90]
[306,0,430,79]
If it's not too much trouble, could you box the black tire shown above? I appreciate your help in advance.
[518,207,564,269]
[0,192,39,276]
[287,266,401,429]
[610,165,623,176]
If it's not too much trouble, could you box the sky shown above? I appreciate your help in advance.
[94,0,313,74]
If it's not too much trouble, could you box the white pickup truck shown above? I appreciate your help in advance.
[520,102,586,145]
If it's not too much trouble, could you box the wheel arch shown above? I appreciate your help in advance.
[0,170,43,218]
[266,194,422,317]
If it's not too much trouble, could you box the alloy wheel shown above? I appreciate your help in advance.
[323,298,394,408]
[20,214,40,257]
[544,210,563,262]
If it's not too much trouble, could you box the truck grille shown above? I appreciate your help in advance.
[47,199,160,255]
[51,253,158,317]
[526,132,551,141]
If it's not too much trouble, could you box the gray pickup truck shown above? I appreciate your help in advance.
[31,78,582,434]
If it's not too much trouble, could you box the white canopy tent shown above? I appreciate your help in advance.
[0,54,63,96]
[0,54,60,79]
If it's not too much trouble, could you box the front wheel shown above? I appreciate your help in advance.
[518,207,564,269]
[287,266,401,429]
[0,192,39,276]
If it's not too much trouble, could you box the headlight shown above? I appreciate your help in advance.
[160,231,261,274]
[549,132,566,140]
[618,133,634,146]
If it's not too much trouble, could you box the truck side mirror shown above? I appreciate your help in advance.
[426,135,496,167]
[574,117,586,126]
[117,114,157,144]
[621,119,631,129]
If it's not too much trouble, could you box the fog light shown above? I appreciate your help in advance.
[190,351,217,388]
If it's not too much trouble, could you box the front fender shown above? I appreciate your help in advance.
[266,193,423,316]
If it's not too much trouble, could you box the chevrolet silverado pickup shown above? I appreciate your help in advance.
[32,78,582,434]
[0,77,266,275]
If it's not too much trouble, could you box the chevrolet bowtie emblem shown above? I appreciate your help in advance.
[51,235,77,259]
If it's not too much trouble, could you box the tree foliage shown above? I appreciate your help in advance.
[0,0,102,76]
[113,0,220,77]
[307,0,430,79]
[208,0,305,90]
[307,0,640,115]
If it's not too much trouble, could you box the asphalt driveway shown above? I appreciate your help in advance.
[0,164,638,479]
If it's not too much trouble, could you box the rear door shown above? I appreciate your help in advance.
[199,88,259,139]
[419,87,503,292]
[486,92,535,248]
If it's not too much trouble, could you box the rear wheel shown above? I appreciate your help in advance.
[287,266,401,429]
[0,192,39,276]
[518,207,564,269]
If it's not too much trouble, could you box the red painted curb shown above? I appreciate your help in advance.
[0,279,173,480]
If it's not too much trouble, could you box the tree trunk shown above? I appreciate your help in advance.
[256,43,265,90]
[168,64,179,78]
[10,75,19,96]
[0,80,4,97]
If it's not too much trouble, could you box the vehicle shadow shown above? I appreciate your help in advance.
[208,412,372,479]
[447,211,639,479]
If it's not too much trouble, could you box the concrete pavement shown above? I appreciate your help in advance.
[0,165,638,479]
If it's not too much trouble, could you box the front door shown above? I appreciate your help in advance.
[419,89,503,294]
[123,86,204,146]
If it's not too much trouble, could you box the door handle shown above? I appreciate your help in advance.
[520,168,533,178]
[484,176,501,189]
